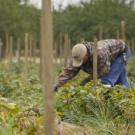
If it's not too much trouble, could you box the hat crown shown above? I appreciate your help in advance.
[72,44,87,67]
[72,44,87,58]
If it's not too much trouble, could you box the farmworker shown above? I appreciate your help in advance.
[54,39,131,91]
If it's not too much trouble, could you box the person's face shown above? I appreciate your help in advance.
[83,53,88,64]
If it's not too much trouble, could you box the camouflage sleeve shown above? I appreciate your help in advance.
[54,61,80,89]
[98,51,111,77]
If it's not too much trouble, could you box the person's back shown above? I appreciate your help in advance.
[97,39,125,62]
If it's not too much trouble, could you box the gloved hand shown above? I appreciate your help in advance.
[80,76,91,86]
[53,84,59,92]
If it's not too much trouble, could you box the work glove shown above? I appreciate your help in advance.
[80,76,91,86]
[53,84,59,92]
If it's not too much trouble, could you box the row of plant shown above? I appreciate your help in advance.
[0,57,135,135]
[56,79,135,135]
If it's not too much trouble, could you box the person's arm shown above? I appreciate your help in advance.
[98,51,111,77]
[54,61,80,91]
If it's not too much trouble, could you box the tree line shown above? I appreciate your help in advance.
[0,0,135,52]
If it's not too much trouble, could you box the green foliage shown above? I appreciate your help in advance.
[0,61,135,134]
[0,62,42,135]
[56,80,135,134]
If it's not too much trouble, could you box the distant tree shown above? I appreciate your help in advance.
[53,0,135,44]
[0,0,40,50]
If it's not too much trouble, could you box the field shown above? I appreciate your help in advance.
[0,56,135,135]
[1,0,135,134]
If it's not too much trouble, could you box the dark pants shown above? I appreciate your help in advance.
[101,47,131,89]
[101,55,130,89]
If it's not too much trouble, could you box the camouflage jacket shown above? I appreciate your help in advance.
[54,39,126,89]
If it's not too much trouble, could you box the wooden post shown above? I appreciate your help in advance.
[121,20,126,41]
[16,38,21,62]
[59,32,63,63]
[93,37,98,85]
[9,36,13,65]
[116,30,120,39]
[0,38,3,60]
[5,32,9,59]
[99,26,103,40]
[59,43,63,64]
[33,41,36,63]
[53,40,56,58]
[24,33,29,84]
[127,40,131,52]
[131,39,134,55]
[41,0,54,135]
[68,38,72,59]
[64,33,69,67]
[53,40,58,63]
[80,38,84,43]
[29,34,32,68]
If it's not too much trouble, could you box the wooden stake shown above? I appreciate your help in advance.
[56,40,59,58]
[16,38,21,62]
[93,37,98,85]
[99,26,103,40]
[9,36,13,65]
[68,38,72,59]
[59,32,63,63]
[127,40,131,52]
[24,33,29,84]
[29,34,32,68]
[64,33,69,67]
[121,20,126,41]
[131,39,134,55]
[41,0,54,135]
[59,43,63,64]
[116,30,120,39]
[5,32,9,59]
[53,41,57,59]
[0,38,3,60]
[33,41,36,63]
[80,38,84,43]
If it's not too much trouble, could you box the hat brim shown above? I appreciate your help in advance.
[72,59,83,67]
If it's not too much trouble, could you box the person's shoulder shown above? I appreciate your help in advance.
[98,39,117,43]
[97,39,110,49]
[98,39,125,46]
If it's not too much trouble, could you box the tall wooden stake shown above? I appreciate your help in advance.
[99,26,103,40]
[29,34,32,68]
[0,38,3,60]
[116,30,120,39]
[24,33,29,84]
[5,32,9,59]
[64,33,69,67]
[93,37,98,85]
[41,0,54,135]
[68,38,72,59]
[9,36,13,65]
[59,32,63,63]
[16,38,21,62]
[80,38,84,43]
[121,20,126,42]
[33,41,36,63]
[131,39,134,55]
[53,40,56,58]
